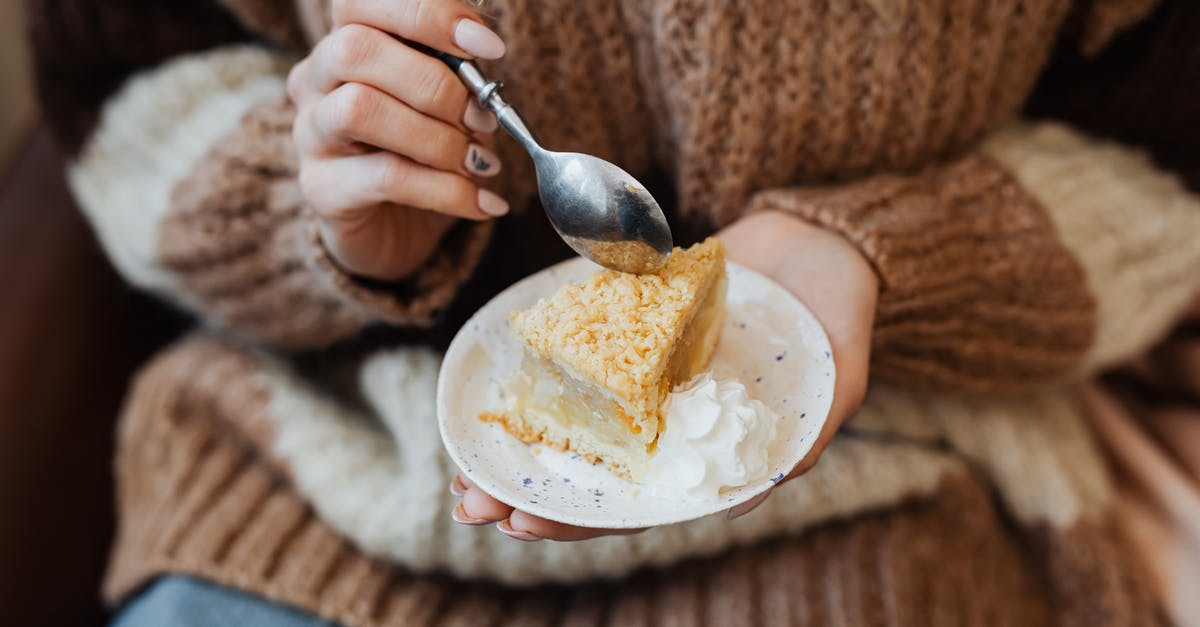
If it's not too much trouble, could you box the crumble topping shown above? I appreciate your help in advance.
[509,238,725,421]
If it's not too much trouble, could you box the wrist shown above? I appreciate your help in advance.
[742,210,880,294]
[315,210,456,283]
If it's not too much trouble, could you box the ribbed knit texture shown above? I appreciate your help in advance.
[746,154,1096,391]
[983,122,1200,374]
[105,336,1158,627]
[465,0,1073,224]
[153,0,1109,389]
[38,0,1200,624]
[162,96,494,349]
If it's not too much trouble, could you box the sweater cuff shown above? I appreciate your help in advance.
[303,212,494,329]
[746,153,1097,392]
[160,96,494,348]
[982,121,1200,374]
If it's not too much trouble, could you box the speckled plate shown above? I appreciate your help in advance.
[437,257,835,528]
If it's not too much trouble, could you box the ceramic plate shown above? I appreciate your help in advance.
[437,257,835,528]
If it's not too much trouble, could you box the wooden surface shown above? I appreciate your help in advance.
[0,127,185,627]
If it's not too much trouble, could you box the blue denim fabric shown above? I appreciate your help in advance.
[110,575,339,627]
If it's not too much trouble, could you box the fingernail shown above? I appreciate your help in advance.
[464,100,499,133]
[477,188,509,217]
[454,19,506,59]
[452,502,490,526]
[497,519,542,542]
[465,144,501,177]
[449,475,467,497]
[727,489,772,520]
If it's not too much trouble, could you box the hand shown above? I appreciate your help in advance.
[719,210,877,517]
[287,0,510,281]
[451,211,877,540]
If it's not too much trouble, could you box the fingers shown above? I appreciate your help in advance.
[455,476,514,524]
[503,510,646,542]
[305,83,496,177]
[451,475,646,541]
[304,25,496,132]
[332,0,506,59]
[299,151,508,220]
[719,211,879,483]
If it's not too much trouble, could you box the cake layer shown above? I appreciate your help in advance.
[509,238,727,436]
[492,238,728,481]
[488,352,653,480]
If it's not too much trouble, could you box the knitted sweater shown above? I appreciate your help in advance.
[28,0,1200,625]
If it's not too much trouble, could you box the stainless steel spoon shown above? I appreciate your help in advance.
[429,51,673,274]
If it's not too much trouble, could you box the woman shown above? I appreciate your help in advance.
[29,0,1200,624]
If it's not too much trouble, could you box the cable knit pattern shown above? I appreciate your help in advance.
[67,46,291,302]
[71,45,494,349]
[264,345,957,583]
[103,335,1157,627]
[416,0,1076,225]
[983,122,1200,375]
[162,97,494,348]
[39,0,1200,624]
[747,154,1096,392]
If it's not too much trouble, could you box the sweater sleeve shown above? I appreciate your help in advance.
[747,121,1200,392]
[67,45,493,349]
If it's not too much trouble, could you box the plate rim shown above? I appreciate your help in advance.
[437,256,835,528]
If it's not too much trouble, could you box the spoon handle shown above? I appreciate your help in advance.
[410,43,542,153]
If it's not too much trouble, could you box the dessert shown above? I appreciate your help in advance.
[643,373,778,500]
[483,238,728,479]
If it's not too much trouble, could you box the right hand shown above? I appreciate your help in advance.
[287,0,510,281]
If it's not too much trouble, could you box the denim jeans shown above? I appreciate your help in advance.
[110,575,339,627]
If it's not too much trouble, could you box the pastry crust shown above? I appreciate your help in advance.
[491,238,727,478]
[509,238,726,436]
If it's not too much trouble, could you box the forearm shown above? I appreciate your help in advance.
[750,122,1200,392]
[67,45,493,349]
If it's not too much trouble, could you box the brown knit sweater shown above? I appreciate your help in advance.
[28,0,1200,625]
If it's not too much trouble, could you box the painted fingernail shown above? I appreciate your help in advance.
[454,19,506,59]
[449,475,467,497]
[497,519,542,542]
[727,489,772,520]
[464,100,499,133]
[477,188,509,217]
[452,502,491,526]
[465,144,501,177]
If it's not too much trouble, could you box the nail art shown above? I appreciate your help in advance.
[497,519,542,542]
[466,144,498,175]
[449,476,467,497]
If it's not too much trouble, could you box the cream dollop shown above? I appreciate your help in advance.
[644,373,778,500]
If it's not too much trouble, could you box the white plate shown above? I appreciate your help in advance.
[437,257,835,528]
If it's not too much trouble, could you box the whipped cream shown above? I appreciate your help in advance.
[645,373,778,500]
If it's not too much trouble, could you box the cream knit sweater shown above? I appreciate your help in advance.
[40,0,1200,624]
[74,40,1200,586]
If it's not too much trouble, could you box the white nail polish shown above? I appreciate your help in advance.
[477,188,509,217]
[464,100,499,133]
[453,19,506,60]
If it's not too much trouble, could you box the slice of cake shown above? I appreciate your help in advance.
[484,238,727,480]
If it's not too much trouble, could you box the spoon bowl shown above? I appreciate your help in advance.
[441,55,674,273]
[532,150,672,274]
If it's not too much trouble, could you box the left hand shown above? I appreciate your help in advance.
[451,210,878,540]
